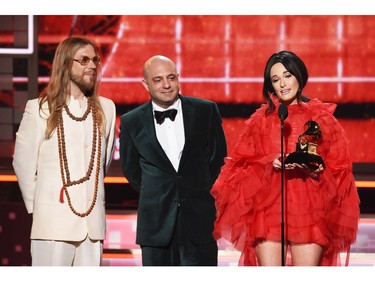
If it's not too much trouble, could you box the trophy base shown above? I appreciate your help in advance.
[285,152,325,170]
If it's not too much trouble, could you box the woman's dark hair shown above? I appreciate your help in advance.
[262,50,310,114]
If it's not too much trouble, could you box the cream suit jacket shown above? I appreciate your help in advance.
[12,96,116,241]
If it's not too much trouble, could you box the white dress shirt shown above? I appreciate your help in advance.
[152,98,185,171]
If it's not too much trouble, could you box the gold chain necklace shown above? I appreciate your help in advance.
[57,97,102,217]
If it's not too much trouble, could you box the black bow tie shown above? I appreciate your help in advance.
[154,109,178,125]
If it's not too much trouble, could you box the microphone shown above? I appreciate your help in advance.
[278,103,288,121]
[278,102,288,266]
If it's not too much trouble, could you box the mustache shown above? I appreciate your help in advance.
[84,70,97,76]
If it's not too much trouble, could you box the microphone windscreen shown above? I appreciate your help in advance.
[278,103,288,120]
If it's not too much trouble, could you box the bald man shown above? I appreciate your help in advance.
[119,55,227,265]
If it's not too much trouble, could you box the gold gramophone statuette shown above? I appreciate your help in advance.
[285,120,325,170]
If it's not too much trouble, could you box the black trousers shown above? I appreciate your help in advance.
[141,209,218,266]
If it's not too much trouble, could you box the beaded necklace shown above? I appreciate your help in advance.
[57,97,102,217]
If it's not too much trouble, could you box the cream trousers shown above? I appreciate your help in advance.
[31,235,103,266]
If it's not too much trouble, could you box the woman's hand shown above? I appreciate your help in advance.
[273,154,294,170]
[273,155,324,179]
[273,156,283,170]
[296,163,324,180]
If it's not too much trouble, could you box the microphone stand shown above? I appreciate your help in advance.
[280,115,286,266]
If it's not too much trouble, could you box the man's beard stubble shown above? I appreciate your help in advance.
[70,73,96,97]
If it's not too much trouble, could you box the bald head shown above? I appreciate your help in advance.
[143,55,177,80]
[141,55,180,108]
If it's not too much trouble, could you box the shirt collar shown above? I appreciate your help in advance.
[152,98,180,112]
[67,95,87,109]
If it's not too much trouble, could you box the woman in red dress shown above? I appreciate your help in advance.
[211,50,360,266]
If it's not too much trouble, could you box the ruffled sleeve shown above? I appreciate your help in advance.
[210,106,279,265]
[309,102,360,261]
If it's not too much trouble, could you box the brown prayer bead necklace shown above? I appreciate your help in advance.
[57,97,102,217]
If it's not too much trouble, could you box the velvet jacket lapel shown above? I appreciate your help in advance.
[178,95,194,173]
[139,95,197,174]
[141,102,176,173]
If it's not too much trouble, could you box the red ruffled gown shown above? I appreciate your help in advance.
[211,99,360,266]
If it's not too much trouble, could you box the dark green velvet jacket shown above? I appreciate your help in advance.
[120,94,227,247]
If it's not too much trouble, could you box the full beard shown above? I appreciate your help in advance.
[70,73,96,97]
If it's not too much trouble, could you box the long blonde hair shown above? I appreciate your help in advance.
[39,36,105,139]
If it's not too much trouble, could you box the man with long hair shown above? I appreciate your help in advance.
[13,37,116,266]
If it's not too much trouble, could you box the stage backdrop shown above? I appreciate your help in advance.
[1,15,374,177]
